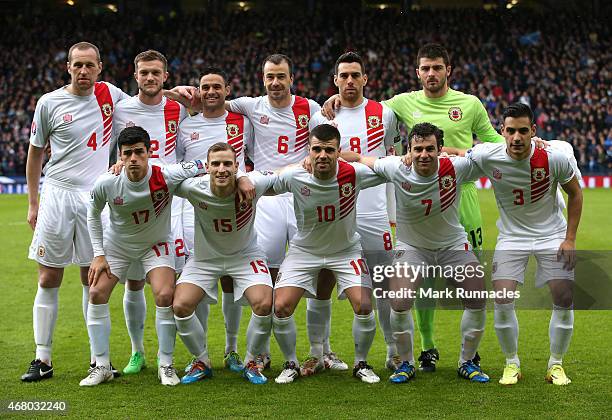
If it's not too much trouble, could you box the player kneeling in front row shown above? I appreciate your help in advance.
[344,122,490,383]
[173,142,275,385]
[273,124,384,384]
[466,103,582,385]
[81,126,207,386]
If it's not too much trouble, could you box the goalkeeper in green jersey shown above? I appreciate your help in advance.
[323,43,504,372]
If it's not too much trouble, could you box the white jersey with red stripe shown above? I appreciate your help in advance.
[29,82,129,191]
[177,111,251,170]
[88,160,205,255]
[273,161,385,255]
[373,156,482,249]
[112,96,188,166]
[175,171,277,261]
[310,98,399,218]
[228,95,321,170]
[466,142,575,239]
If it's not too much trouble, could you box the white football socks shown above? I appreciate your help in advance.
[494,302,520,366]
[353,312,376,364]
[375,296,397,358]
[390,309,414,365]
[81,285,95,363]
[272,314,298,364]
[194,300,210,346]
[87,303,110,369]
[155,306,176,366]
[459,308,486,364]
[306,298,331,359]
[222,292,241,354]
[245,312,272,363]
[175,312,209,362]
[33,286,59,363]
[549,304,574,368]
[123,287,146,354]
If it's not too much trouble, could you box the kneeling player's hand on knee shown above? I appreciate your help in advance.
[89,256,112,287]
[557,239,576,270]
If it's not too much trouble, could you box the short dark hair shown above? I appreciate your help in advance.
[118,126,151,151]
[68,41,101,63]
[416,43,450,67]
[262,53,293,76]
[207,142,237,161]
[407,122,444,150]
[134,50,168,72]
[334,51,365,74]
[309,124,341,147]
[200,67,229,86]
[502,102,534,124]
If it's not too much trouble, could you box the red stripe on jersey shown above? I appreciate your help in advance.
[226,112,245,157]
[149,165,170,216]
[530,148,550,203]
[93,82,114,147]
[365,100,384,152]
[292,96,311,153]
[337,161,357,219]
[163,99,180,157]
[234,194,253,231]
[438,157,457,212]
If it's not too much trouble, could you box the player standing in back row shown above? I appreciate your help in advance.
[309,52,400,374]
[22,41,129,382]
[111,50,189,376]
[323,43,504,371]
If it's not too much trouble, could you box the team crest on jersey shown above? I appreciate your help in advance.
[260,115,270,125]
[113,196,124,205]
[532,167,546,182]
[31,121,37,135]
[226,123,240,137]
[167,120,178,134]
[198,202,208,210]
[261,170,275,176]
[190,132,199,141]
[300,186,311,196]
[492,168,502,180]
[448,107,462,121]
[401,181,412,191]
[297,114,309,128]
[238,201,250,211]
[341,182,354,197]
[394,249,405,259]
[153,190,166,201]
[37,245,45,257]
[101,103,113,117]
[126,121,135,128]
[63,113,73,123]
[367,115,381,129]
[440,175,454,190]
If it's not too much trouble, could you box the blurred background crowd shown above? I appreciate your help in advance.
[0,1,610,176]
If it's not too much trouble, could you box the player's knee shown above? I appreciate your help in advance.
[390,298,412,312]
[464,297,486,310]
[172,300,194,318]
[38,269,62,288]
[273,299,293,318]
[353,299,373,315]
[252,298,272,316]
[552,287,573,308]
[88,286,108,304]
[126,279,145,291]
[154,288,174,307]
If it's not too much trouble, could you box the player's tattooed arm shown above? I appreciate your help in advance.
[321,94,341,119]
[558,176,583,270]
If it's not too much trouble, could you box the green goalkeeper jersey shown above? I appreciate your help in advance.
[383,88,504,150]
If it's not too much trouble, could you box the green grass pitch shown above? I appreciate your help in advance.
[1,190,611,419]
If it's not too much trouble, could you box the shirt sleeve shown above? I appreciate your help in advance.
[174,177,197,199]
[354,162,387,189]
[451,156,484,183]
[308,111,326,130]
[87,180,108,257]
[382,94,409,126]
[29,97,50,148]
[309,100,322,116]
[227,97,257,117]
[163,160,207,189]
[472,97,504,143]
[372,156,401,181]
[243,118,254,168]
[383,104,401,147]
[273,167,293,194]
[250,170,278,198]
[108,82,131,104]
[552,151,575,185]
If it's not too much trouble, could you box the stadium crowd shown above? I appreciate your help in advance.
[0,6,610,176]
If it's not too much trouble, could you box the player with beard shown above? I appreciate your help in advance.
[111,50,189,377]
